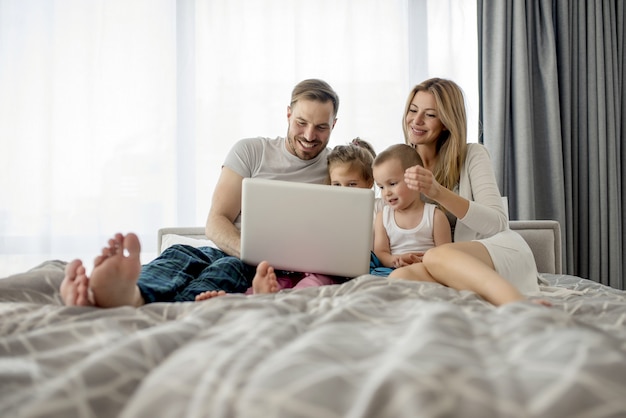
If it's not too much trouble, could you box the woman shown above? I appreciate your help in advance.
[389,78,542,306]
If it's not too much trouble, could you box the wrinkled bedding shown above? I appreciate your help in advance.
[1,261,626,418]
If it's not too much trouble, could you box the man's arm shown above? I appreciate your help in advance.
[205,167,245,258]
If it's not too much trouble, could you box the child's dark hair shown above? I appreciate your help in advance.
[326,138,376,185]
[373,144,423,171]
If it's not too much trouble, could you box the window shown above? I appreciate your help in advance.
[0,0,477,277]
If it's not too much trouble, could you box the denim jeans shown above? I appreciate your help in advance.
[137,245,256,303]
[369,252,394,277]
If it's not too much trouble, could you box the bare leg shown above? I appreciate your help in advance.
[252,261,280,294]
[389,263,438,283]
[87,232,145,308]
[530,298,552,307]
[392,242,525,306]
[195,290,227,301]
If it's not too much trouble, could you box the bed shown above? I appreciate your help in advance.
[1,220,626,418]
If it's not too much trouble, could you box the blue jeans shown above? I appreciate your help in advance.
[137,245,256,303]
[369,252,394,277]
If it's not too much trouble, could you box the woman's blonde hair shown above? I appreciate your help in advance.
[402,78,467,190]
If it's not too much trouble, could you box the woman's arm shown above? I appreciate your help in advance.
[403,166,469,218]
[405,144,507,236]
[457,144,508,234]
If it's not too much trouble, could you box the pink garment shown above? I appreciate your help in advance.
[244,272,337,294]
[293,273,337,289]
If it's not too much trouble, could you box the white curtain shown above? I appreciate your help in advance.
[0,0,476,277]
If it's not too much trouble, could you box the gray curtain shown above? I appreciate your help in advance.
[478,0,625,290]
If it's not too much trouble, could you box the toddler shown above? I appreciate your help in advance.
[370,144,451,275]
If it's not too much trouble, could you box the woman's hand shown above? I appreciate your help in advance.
[404,165,442,200]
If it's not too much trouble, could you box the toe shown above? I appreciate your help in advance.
[256,261,270,276]
[64,259,83,278]
[123,233,141,258]
[76,279,89,306]
[94,254,105,266]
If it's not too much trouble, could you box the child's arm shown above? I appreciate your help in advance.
[433,208,452,246]
[373,211,398,268]
[375,211,433,268]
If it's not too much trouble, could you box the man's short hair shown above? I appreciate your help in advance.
[290,79,340,118]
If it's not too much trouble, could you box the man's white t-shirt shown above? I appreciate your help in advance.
[223,136,331,228]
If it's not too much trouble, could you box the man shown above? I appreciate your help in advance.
[60,79,340,308]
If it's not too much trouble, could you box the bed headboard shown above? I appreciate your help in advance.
[157,220,562,274]
[509,220,562,274]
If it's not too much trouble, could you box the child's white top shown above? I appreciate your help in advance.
[383,203,437,254]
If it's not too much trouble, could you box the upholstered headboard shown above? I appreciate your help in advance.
[508,220,562,274]
[157,220,562,274]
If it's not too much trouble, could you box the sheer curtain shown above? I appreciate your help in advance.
[409,0,479,142]
[0,0,177,275]
[0,0,477,277]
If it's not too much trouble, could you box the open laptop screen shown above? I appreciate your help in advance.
[240,178,374,277]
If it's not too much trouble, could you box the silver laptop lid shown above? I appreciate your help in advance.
[241,178,374,277]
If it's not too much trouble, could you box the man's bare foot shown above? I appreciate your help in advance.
[60,259,93,306]
[60,233,127,306]
[252,261,280,294]
[84,233,145,308]
[92,237,118,269]
[195,290,227,301]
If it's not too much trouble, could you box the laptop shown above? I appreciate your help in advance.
[240,178,375,277]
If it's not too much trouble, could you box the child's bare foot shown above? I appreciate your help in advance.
[86,233,145,308]
[252,261,280,294]
[195,290,227,301]
[60,259,93,306]
[532,298,552,307]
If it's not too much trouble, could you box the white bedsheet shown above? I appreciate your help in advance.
[1,261,625,418]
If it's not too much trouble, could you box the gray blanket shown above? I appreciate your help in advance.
[1,261,626,418]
